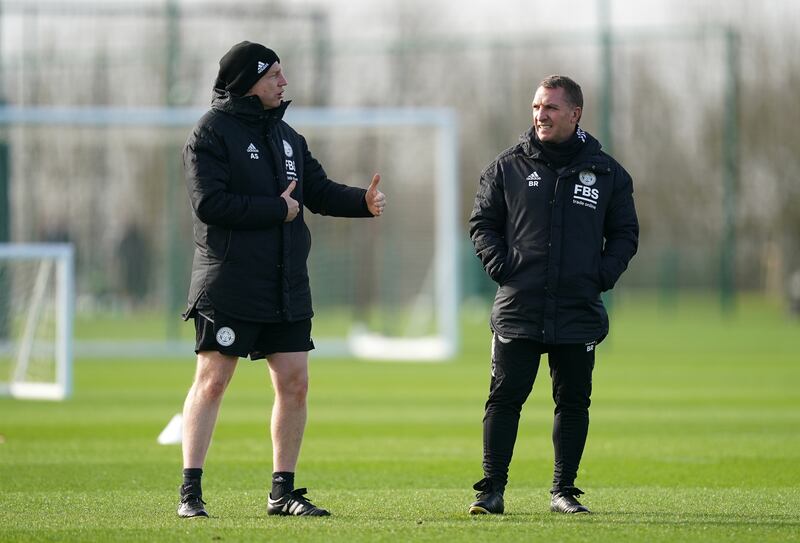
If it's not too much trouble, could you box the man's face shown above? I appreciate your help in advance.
[246,62,287,109]
[532,86,581,144]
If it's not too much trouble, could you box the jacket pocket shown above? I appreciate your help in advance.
[220,230,233,262]
[206,228,232,262]
[559,267,602,298]
[498,247,519,284]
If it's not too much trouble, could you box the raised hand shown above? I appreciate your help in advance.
[281,180,299,222]
[365,174,386,217]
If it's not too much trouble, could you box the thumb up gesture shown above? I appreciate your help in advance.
[365,174,386,217]
[281,180,299,222]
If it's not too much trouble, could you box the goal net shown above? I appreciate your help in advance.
[0,243,74,400]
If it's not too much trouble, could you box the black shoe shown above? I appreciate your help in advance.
[550,487,590,514]
[468,478,505,515]
[177,483,208,518]
[267,488,330,516]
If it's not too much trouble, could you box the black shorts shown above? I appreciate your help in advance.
[190,294,314,360]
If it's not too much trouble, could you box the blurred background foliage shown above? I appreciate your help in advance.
[1,0,799,330]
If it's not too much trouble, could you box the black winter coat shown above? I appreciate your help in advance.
[183,90,372,323]
[469,127,638,343]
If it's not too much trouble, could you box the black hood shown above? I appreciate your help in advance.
[210,87,290,125]
[520,125,602,163]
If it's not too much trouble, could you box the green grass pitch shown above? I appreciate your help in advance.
[1,294,799,542]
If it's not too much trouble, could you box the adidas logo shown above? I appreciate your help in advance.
[526,171,541,181]
[247,143,259,153]
[257,61,269,74]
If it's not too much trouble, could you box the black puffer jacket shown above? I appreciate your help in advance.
[469,127,638,343]
[183,90,372,322]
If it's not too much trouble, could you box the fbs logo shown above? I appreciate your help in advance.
[247,143,259,160]
[573,170,599,210]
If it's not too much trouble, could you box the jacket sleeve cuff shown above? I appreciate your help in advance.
[238,196,288,227]
[361,189,372,216]
[278,196,289,221]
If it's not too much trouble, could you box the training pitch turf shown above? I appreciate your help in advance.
[1,294,799,542]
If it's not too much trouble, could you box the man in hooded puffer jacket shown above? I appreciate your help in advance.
[468,75,638,516]
[177,41,386,519]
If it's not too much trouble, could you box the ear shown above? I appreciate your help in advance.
[572,106,583,125]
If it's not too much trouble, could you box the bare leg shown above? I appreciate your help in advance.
[267,352,309,472]
[182,351,238,468]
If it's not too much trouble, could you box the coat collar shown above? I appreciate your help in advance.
[211,87,291,126]
[519,125,604,168]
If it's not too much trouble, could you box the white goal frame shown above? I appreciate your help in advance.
[0,106,459,361]
[0,243,75,400]
[289,108,460,360]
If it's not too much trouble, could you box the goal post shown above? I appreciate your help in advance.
[287,108,460,361]
[0,243,74,400]
[0,106,459,361]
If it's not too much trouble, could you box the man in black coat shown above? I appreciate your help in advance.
[468,75,638,515]
[177,41,386,518]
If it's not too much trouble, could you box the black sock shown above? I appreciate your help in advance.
[182,468,203,496]
[271,471,294,498]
